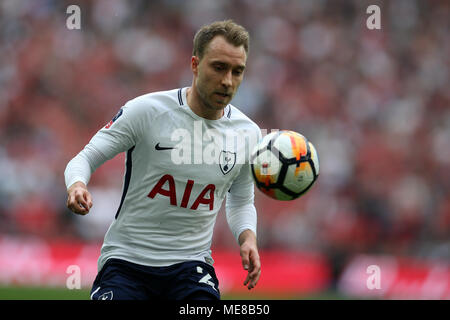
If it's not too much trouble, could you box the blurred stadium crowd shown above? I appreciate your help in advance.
[0,0,448,285]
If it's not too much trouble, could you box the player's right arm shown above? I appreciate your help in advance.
[64,100,146,215]
[66,181,92,215]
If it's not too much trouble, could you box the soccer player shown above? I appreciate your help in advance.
[65,20,261,300]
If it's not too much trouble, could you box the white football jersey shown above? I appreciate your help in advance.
[65,87,261,270]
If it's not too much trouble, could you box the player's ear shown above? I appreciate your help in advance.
[191,56,200,75]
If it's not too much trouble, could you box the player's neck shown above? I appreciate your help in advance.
[186,87,224,120]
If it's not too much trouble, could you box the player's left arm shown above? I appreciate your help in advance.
[238,229,260,290]
[226,127,262,289]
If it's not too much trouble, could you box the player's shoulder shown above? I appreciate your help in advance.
[228,104,261,135]
[122,88,181,116]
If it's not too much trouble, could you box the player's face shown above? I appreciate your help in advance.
[192,36,247,111]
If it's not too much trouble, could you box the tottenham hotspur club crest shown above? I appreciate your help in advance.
[219,151,236,175]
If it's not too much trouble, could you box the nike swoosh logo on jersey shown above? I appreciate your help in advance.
[155,143,176,150]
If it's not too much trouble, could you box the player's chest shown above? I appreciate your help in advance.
[143,119,247,183]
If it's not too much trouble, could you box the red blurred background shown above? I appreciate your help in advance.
[0,0,448,299]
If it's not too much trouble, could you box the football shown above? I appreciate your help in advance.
[250,130,319,200]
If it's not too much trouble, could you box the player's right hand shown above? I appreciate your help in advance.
[66,181,93,215]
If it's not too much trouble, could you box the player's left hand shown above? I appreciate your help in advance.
[238,230,261,290]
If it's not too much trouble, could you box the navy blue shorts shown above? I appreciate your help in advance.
[90,258,220,300]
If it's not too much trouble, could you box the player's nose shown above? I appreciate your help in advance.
[221,70,232,88]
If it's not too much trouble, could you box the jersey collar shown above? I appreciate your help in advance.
[179,87,231,122]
